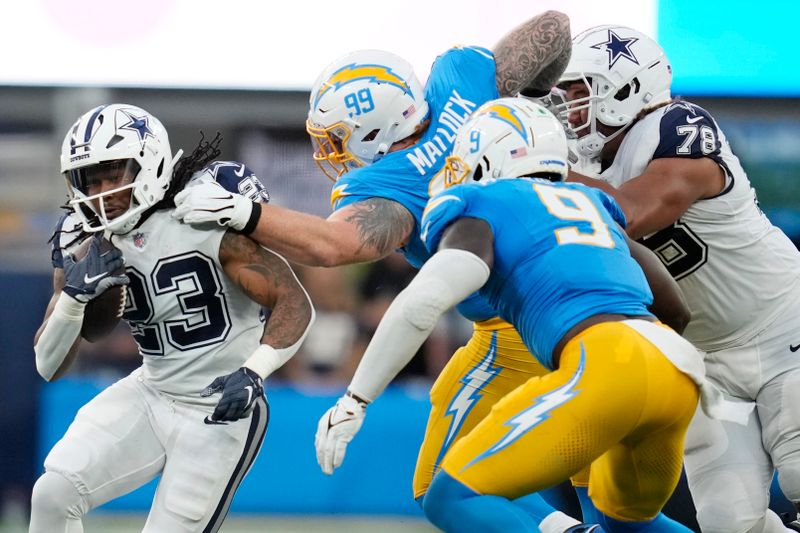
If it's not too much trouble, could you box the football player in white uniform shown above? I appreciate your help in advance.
[558,25,800,533]
[30,104,314,533]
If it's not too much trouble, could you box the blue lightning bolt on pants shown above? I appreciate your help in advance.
[424,322,699,531]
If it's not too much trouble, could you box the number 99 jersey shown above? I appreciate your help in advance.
[422,178,653,370]
[599,101,800,352]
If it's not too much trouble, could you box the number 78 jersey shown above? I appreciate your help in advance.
[421,178,653,370]
[599,101,800,352]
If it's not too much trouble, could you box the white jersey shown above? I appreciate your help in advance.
[54,211,264,405]
[600,101,800,351]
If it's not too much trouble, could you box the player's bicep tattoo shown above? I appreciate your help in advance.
[219,232,311,348]
[345,198,415,257]
[493,10,572,97]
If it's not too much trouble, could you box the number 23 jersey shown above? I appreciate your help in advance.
[599,101,800,352]
[53,211,265,405]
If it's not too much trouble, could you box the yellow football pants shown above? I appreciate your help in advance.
[412,318,548,499]
[440,321,699,521]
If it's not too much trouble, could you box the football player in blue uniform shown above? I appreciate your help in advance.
[558,26,800,532]
[172,11,587,530]
[342,97,750,532]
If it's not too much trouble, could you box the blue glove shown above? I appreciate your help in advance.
[62,236,129,303]
[201,367,264,423]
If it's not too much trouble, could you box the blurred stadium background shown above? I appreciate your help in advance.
[1,1,799,531]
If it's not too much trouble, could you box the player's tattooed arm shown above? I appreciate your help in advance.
[336,198,415,260]
[493,10,572,97]
[246,199,413,267]
[219,231,313,348]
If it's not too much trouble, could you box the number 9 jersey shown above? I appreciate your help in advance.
[599,101,800,352]
[422,178,653,370]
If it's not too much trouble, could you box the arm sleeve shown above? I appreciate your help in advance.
[33,294,85,381]
[348,248,490,401]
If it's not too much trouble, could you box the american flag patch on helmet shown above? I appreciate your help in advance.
[402,104,416,118]
[510,147,527,158]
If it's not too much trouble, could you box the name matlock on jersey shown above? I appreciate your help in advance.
[406,89,478,175]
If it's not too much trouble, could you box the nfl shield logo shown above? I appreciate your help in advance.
[133,232,146,249]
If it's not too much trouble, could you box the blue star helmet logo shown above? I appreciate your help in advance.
[591,29,639,68]
[119,110,155,143]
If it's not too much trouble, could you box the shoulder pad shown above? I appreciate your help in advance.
[653,101,722,161]
[194,160,270,203]
[421,189,468,252]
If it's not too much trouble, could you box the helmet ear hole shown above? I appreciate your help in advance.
[361,129,380,142]
[614,83,631,101]
[473,159,488,182]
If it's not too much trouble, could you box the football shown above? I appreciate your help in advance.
[72,236,127,342]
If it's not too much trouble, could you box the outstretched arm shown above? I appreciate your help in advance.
[174,181,415,267]
[253,198,415,267]
[493,10,572,97]
[568,157,725,240]
[315,217,492,474]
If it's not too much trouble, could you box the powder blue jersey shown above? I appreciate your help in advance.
[331,46,499,321]
[422,178,654,369]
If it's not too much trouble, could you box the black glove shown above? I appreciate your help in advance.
[62,236,128,303]
[201,367,264,424]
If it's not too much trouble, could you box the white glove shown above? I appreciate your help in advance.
[173,182,256,232]
[315,393,367,475]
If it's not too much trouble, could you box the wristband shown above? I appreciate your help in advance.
[239,201,262,235]
[345,390,370,406]
[55,291,88,319]
[243,344,284,379]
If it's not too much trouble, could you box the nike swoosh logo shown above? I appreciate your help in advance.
[235,164,246,178]
[326,411,354,431]
[244,385,253,406]
[686,116,704,124]
[203,416,228,425]
[790,344,800,352]
[84,272,109,284]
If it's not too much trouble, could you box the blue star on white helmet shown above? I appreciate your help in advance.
[119,109,156,144]
[590,28,639,68]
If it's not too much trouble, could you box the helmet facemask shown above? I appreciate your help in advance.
[60,104,179,234]
[307,49,429,181]
[553,75,633,160]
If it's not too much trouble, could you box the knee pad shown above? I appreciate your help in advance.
[31,471,87,520]
[695,502,767,533]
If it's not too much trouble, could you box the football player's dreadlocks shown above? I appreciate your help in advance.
[159,131,223,209]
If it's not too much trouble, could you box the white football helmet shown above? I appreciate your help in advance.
[60,104,182,234]
[442,97,568,188]
[307,49,429,180]
[555,25,672,158]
